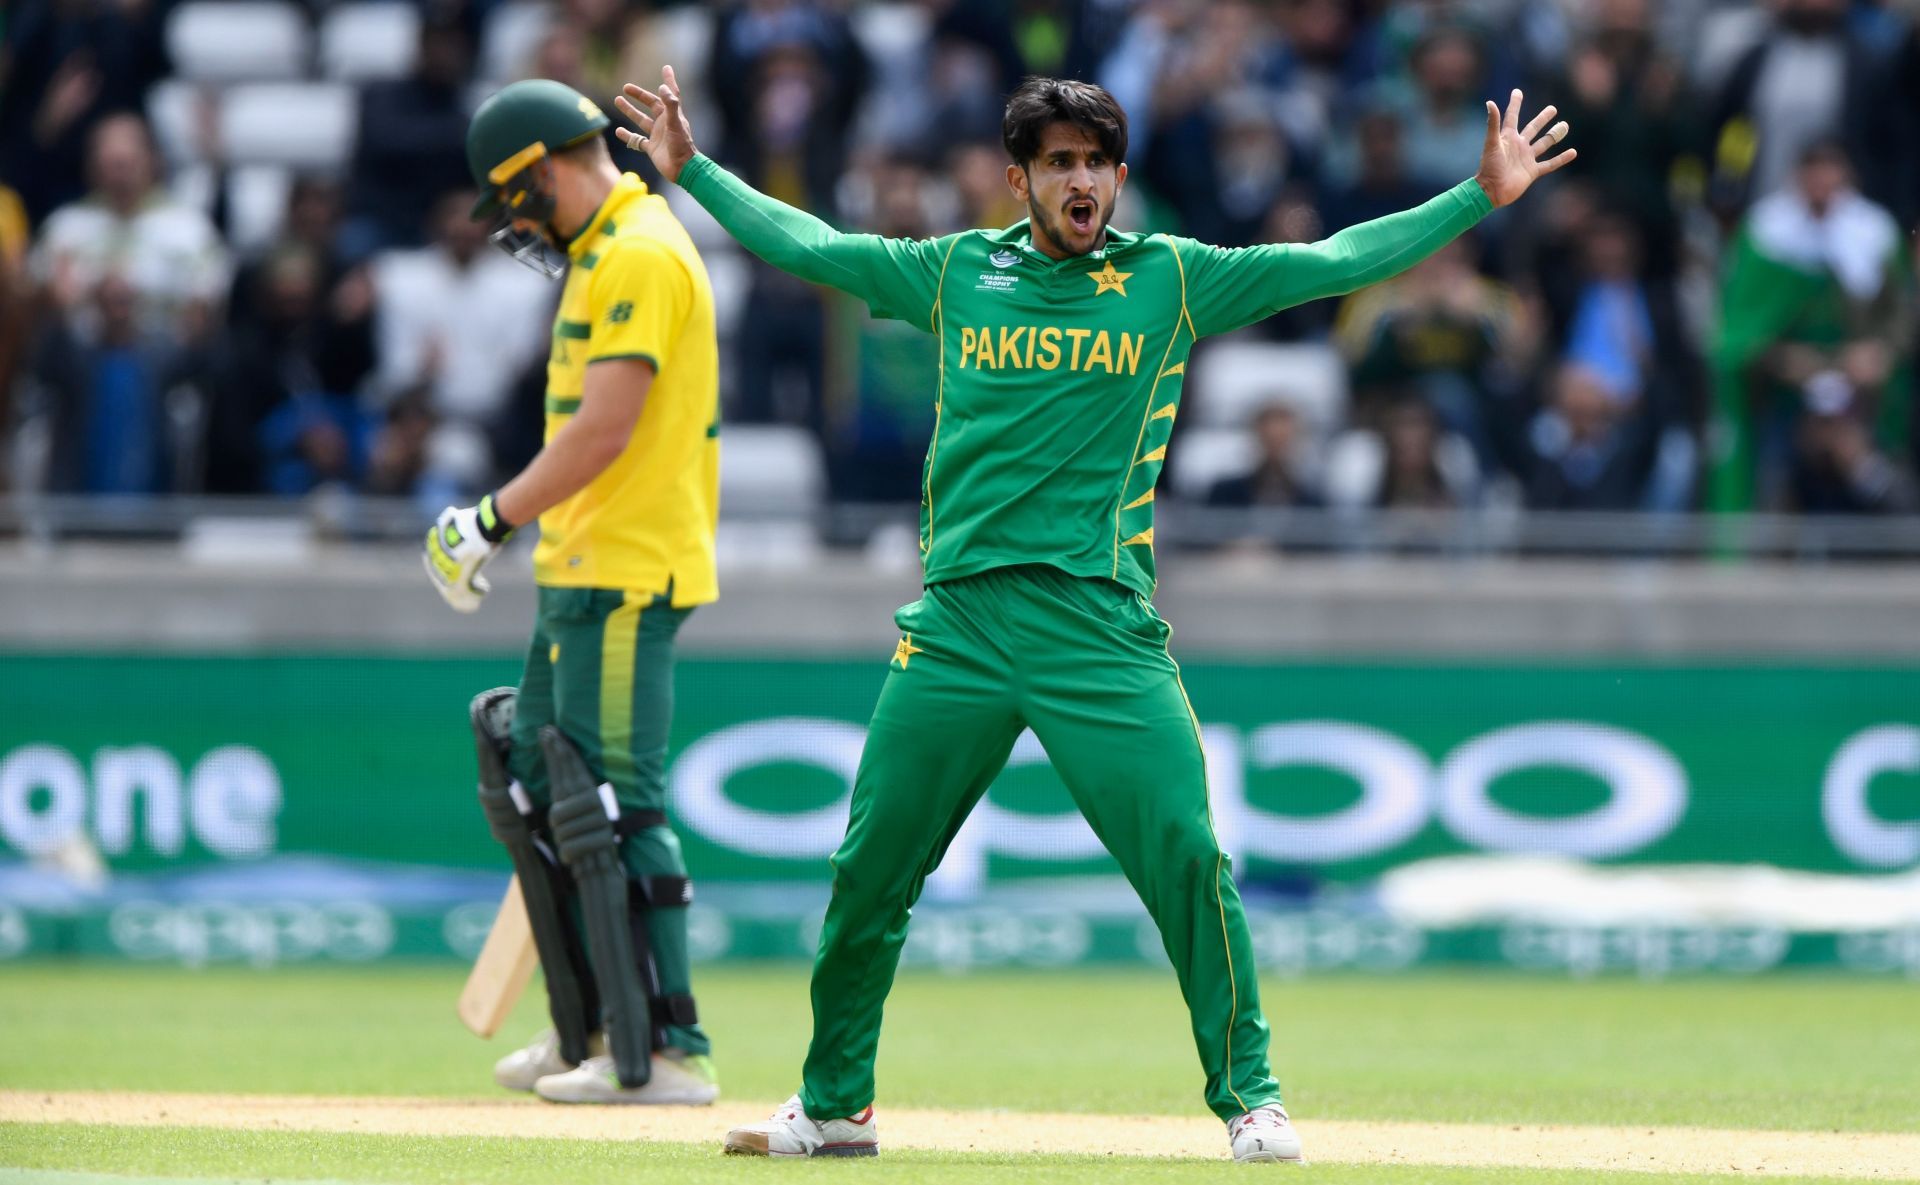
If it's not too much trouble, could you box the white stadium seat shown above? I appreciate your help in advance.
[852,3,931,63]
[1168,428,1258,501]
[719,425,826,518]
[478,1,552,84]
[220,84,358,169]
[1692,6,1771,93]
[650,5,713,82]
[716,424,827,568]
[1188,341,1348,435]
[319,3,421,81]
[147,80,203,167]
[167,1,310,82]
[226,165,295,254]
[704,248,750,339]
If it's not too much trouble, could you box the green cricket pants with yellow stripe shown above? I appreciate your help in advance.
[800,563,1281,1122]
[506,585,710,1056]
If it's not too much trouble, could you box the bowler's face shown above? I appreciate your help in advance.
[1008,122,1126,260]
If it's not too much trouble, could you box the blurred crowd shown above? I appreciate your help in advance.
[4,0,1920,530]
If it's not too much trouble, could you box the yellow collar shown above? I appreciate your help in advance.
[568,173,648,261]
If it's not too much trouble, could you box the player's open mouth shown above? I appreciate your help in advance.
[1066,198,1096,234]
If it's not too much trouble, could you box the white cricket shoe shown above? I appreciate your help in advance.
[722,1094,879,1157]
[533,1048,719,1105]
[494,1029,599,1092]
[1229,1103,1304,1163]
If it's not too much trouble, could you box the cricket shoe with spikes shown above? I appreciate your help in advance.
[494,1029,605,1092]
[722,1094,879,1157]
[1229,1103,1304,1163]
[533,1048,719,1105]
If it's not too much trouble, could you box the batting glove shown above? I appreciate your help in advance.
[424,493,514,614]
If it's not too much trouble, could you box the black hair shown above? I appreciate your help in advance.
[1001,77,1128,168]
[1799,136,1852,172]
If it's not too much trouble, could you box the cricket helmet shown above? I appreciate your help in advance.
[466,79,610,218]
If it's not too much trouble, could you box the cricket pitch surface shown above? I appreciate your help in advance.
[7,1090,1920,1178]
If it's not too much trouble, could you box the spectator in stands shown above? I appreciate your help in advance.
[1878,21,1920,229]
[1107,1,1294,247]
[203,246,371,495]
[30,112,227,347]
[947,139,1025,231]
[1711,141,1914,512]
[369,188,552,503]
[1329,396,1481,511]
[1334,237,1535,468]
[826,155,941,505]
[1206,403,1324,510]
[1246,184,1340,341]
[0,0,172,226]
[1547,0,1691,271]
[0,183,30,479]
[1321,106,1430,233]
[22,269,200,494]
[343,12,477,257]
[706,0,869,217]
[1706,0,1890,216]
[1522,362,1658,511]
[1789,375,1918,514]
[230,177,377,402]
[1267,0,1374,159]
[1545,212,1673,406]
[1374,27,1491,195]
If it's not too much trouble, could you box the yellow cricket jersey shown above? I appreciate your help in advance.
[536,173,720,604]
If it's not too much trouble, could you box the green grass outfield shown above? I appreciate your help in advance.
[2,965,1917,1185]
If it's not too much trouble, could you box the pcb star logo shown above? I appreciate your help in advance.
[892,634,925,669]
[1087,260,1131,297]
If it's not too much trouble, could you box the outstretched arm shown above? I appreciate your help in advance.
[1184,90,1574,338]
[615,67,948,326]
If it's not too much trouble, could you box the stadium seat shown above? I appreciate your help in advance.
[716,424,827,567]
[478,1,551,84]
[1168,427,1258,501]
[166,1,311,82]
[651,5,713,81]
[704,249,750,339]
[220,84,358,169]
[1692,6,1771,92]
[852,3,931,64]
[718,425,826,518]
[1188,341,1347,437]
[167,162,218,217]
[319,3,421,82]
[1321,429,1384,510]
[147,80,205,168]
[226,165,295,254]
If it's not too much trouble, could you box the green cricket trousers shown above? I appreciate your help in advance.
[506,585,710,1056]
[801,563,1282,1121]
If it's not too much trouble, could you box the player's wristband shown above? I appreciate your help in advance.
[476,492,515,544]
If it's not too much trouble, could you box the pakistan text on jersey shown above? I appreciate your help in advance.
[956,326,1147,375]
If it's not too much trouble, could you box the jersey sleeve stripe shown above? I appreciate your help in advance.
[586,352,661,371]
[1108,238,1195,583]
[922,234,966,557]
[1167,237,1197,342]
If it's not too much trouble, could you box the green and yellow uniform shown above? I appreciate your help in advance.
[679,152,1491,1118]
[506,171,719,1056]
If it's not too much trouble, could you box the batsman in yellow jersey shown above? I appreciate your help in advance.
[422,78,721,1105]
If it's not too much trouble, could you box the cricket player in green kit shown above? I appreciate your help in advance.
[618,68,1574,1161]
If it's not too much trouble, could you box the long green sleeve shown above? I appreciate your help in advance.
[677,154,955,329]
[1178,179,1493,337]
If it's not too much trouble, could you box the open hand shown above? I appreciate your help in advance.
[1474,89,1575,208]
[614,66,698,185]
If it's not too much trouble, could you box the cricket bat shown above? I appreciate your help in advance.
[457,876,538,1037]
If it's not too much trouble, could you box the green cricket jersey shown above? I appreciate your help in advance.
[679,154,1492,597]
